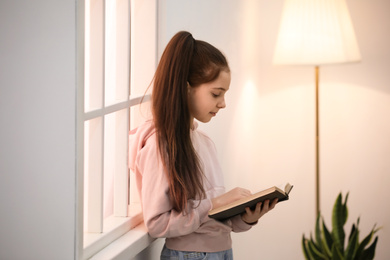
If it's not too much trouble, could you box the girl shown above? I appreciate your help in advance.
[129,31,277,260]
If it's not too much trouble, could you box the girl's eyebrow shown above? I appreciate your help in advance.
[212,87,228,92]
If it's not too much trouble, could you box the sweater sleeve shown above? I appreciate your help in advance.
[230,214,254,232]
[135,137,213,238]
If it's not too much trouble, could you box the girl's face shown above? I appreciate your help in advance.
[188,70,231,124]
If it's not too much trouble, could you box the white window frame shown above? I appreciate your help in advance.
[76,0,158,259]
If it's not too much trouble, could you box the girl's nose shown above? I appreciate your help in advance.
[218,98,226,109]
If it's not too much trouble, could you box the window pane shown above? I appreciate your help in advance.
[103,112,115,219]
[130,100,152,129]
[105,0,130,106]
[113,108,130,216]
[104,108,129,219]
[84,117,104,233]
[128,101,151,205]
[85,0,104,112]
[130,0,156,97]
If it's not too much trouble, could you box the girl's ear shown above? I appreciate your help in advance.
[187,82,191,93]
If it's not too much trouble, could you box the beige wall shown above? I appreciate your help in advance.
[158,0,390,259]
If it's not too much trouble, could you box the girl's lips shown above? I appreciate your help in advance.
[210,112,217,116]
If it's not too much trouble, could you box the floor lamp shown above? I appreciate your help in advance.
[273,0,361,216]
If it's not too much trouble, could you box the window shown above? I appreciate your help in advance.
[77,0,157,259]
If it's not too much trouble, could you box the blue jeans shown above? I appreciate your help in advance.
[161,245,233,260]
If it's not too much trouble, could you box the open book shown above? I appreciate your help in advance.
[208,183,293,221]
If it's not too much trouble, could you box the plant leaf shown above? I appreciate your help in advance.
[359,236,378,260]
[332,192,348,254]
[332,244,345,260]
[302,235,311,260]
[344,225,358,260]
[315,213,322,249]
[355,224,380,257]
[308,240,326,260]
[343,193,349,225]
[321,217,333,258]
[348,222,357,244]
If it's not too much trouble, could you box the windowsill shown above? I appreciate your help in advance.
[83,204,150,259]
[88,222,157,260]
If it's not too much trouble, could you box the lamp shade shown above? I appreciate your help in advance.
[273,0,361,65]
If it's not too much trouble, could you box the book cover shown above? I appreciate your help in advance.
[208,183,293,221]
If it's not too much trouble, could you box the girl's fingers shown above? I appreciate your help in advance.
[262,200,270,212]
[270,198,278,209]
[255,202,262,213]
[243,199,278,223]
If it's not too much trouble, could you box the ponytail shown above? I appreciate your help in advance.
[152,31,229,212]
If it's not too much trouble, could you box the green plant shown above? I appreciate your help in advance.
[302,193,380,260]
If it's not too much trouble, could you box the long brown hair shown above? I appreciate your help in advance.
[152,31,229,212]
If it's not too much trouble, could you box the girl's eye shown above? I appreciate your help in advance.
[212,93,220,97]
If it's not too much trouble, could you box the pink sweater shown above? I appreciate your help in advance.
[128,120,252,252]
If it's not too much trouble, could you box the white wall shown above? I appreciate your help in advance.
[158,0,390,259]
[0,0,77,259]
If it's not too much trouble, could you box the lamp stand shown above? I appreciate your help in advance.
[315,66,320,216]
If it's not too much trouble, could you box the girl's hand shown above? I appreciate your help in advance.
[211,187,252,210]
[241,198,278,225]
